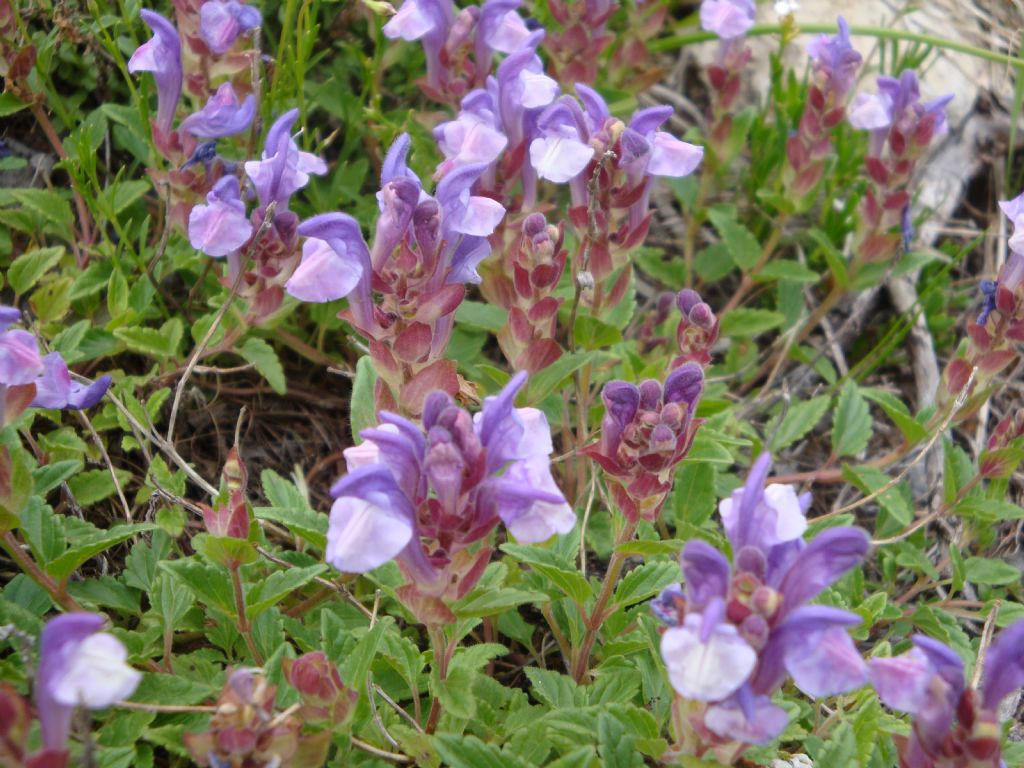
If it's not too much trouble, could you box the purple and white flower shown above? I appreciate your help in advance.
[199,0,261,55]
[179,82,257,139]
[244,109,328,212]
[188,176,254,258]
[127,10,183,135]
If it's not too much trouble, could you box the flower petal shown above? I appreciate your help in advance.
[660,613,756,701]
[285,237,363,303]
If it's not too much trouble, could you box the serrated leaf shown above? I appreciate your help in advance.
[862,389,929,443]
[246,564,327,617]
[501,543,592,604]
[33,459,83,496]
[114,318,183,358]
[843,465,913,525]
[720,308,785,337]
[10,188,73,230]
[671,462,715,527]
[613,561,680,608]
[755,259,820,283]
[239,337,286,394]
[770,395,830,451]
[255,469,327,549]
[67,468,132,506]
[433,734,529,768]
[832,380,871,457]
[524,667,585,708]
[452,587,549,618]
[527,351,599,404]
[159,559,236,615]
[47,524,156,581]
[8,246,64,295]
[707,208,760,269]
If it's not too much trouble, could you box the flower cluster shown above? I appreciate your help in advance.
[653,454,871,758]
[489,212,569,374]
[284,134,504,413]
[128,4,258,159]
[383,0,533,105]
[541,0,615,87]
[0,614,142,767]
[327,372,573,601]
[584,364,705,522]
[941,192,1024,409]
[785,18,862,197]
[700,0,755,157]
[0,306,111,425]
[848,71,952,263]
[189,108,327,321]
[672,289,719,369]
[869,620,1024,768]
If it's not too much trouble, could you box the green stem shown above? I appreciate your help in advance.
[425,626,453,734]
[1,531,83,612]
[652,23,1024,70]
[570,519,638,683]
[230,565,264,665]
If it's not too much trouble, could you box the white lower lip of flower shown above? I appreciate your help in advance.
[327,496,413,573]
[51,632,142,708]
[661,618,757,701]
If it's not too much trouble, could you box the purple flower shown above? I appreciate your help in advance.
[478,0,531,56]
[848,70,952,155]
[31,353,112,410]
[999,192,1024,257]
[806,17,862,101]
[382,0,454,92]
[36,613,142,752]
[325,373,573,586]
[656,454,870,748]
[700,0,756,40]
[530,99,594,184]
[127,10,183,135]
[244,109,328,211]
[188,176,254,258]
[286,213,368,303]
[179,83,257,139]
[869,622,1024,767]
[199,0,261,55]
[0,315,43,387]
[434,91,509,176]
[496,33,560,148]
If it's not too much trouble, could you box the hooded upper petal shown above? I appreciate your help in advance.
[199,0,261,55]
[680,539,731,610]
[0,328,43,386]
[774,526,869,617]
[981,619,1024,711]
[179,83,257,138]
[128,10,183,134]
[869,647,936,714]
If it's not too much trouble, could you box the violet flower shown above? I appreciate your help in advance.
[434,90,509,177]
[326,372,574,588]
[244,109,328,212]
[286,213,368,303]
[655,454,870,749]
[383,0,454,93]
[848,70,952,156]
[0,309,43,387]
[475,0,533,80]
[31,354,112,411]
[179,82,257,138]
[36,613,142,753]
[188,176,254,258]
[700,0,756,41]
[127,9,183,136]
[806,17,862,102]
[869,620,1024,768]
[199,0,261,55]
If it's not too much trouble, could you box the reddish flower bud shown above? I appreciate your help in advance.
[202,489,249,539]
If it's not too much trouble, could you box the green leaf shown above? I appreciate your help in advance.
[770,395,830,451]
[8,246,64,295]
[500,543,592,604]
[33,459,83,496]
[842,465,913,525]
[67,468,131,506]
[350,356,378,443]
[0,92,29,117]
[672,462,716,527]
[633,246,684,289]
[963,557,1021,585]
[707,208,760,269]
[159,559,236,615]
[101,180,151,216]
[433,734,529,768]
[862,388,929,443]
[456,301,508,332]
[574,315,622,349]
[832,380,871,457]
[613,561,680,608]
[755,259,820,283]
[47,524,156,581]
[808,227,848,290]
[239,337,286,394]
[527,351,598,404]
[452,586,549,618]
[114,318,183,358]
[720,308,785,337]
[955,498,1024,521]
[524,667,585,708]
[340,617,389,694]
[246,564,327,617]
[9,189,74,231]
[70,261,113,300]
[255,469,327,549]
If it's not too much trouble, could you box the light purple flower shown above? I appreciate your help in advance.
[382,0,454,91]
[806,17,862,101]
[999,192,1024,256]
[179,83,257,138]
[31,353,112,410]
[188,176,253,258]
[434,91,509,176]
[474,0,532,81]
[36,613,142,752]
[657,454,870,748]
[326,373,573,585]
[127,10,183,135]
[286,213,368,303]
[199,0,261,55]
[981,619,1024,711]
[700,0,756,40]
[0,325,43,386]
[848,70,953,156]
[530,100,594,184]
[244,109,327,211]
